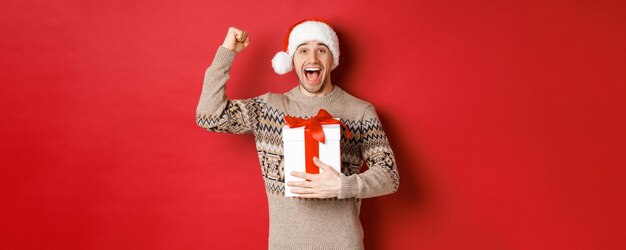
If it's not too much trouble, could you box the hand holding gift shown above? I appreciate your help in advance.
[287,157,341,198]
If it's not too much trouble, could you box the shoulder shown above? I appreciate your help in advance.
[262,92,287,105]
[256,92,289,115]
[340,89,372,107]
[338,88,376,120]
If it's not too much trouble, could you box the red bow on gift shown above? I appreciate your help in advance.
[284,109,351,174]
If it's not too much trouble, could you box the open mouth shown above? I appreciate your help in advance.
[304,67,321,85]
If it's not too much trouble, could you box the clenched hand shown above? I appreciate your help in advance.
[222,27,250,53]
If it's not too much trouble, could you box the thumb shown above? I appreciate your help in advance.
[222,27,249,52]
[313,157,336,173]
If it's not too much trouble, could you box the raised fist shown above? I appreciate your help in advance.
[222,27,250,53]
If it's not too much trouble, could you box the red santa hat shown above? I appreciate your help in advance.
[271,17,340,75]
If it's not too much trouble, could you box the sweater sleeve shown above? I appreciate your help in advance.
[195,46,261,134]
[337,106,400,199]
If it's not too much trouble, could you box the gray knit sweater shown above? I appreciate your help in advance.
[196,46,399,250]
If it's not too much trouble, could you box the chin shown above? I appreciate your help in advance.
[300,82,324,94]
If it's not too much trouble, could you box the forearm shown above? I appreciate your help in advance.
[337,156,399,199]
[196,46,236,116]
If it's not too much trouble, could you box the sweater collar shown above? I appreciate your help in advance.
[286,85,344,105]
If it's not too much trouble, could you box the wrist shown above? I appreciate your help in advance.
[337,173,358,199]
[335,175,342,197]
[221,43,236,52]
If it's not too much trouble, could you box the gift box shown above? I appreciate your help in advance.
[282,109,350,197]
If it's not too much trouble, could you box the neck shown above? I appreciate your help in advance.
[298,82,335,97]
[288,85,343,105]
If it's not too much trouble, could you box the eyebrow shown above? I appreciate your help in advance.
[297,42,329,50]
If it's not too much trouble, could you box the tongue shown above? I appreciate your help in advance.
[306,71,320,84]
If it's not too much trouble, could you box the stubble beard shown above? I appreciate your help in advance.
[299,81,324,94]
[298,72,328,95]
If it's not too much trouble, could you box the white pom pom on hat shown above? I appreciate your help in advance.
[271,51,292,75]
[271,17,340,75]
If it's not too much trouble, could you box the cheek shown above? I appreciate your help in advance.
[292,57,304,68]
[323,53,333,63]
[293,60,304,77]
[324,55,333,69]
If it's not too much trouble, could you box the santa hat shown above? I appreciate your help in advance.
[271,18,340,75]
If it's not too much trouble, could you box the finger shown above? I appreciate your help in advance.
[237,30,248,42]
[313,157,336,173]
[291,171,316,180]
[287,181,315,188]
[297,193,322,198]
[291,188,316,194]
[243,37,251,47]
[228,27,241,38]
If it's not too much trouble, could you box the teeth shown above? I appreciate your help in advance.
[305,67,320,72]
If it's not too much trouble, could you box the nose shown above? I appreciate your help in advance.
[306,50,320,62]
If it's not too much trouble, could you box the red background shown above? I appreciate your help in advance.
[2,0,625,249]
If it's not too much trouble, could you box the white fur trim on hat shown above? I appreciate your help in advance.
[271,20,340,75]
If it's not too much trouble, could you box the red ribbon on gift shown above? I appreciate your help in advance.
[284,109,351,175]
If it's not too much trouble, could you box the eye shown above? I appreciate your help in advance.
[299,48,308,54]
[317,48,327,53]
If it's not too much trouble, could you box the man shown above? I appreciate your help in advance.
[196,18,399,250]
